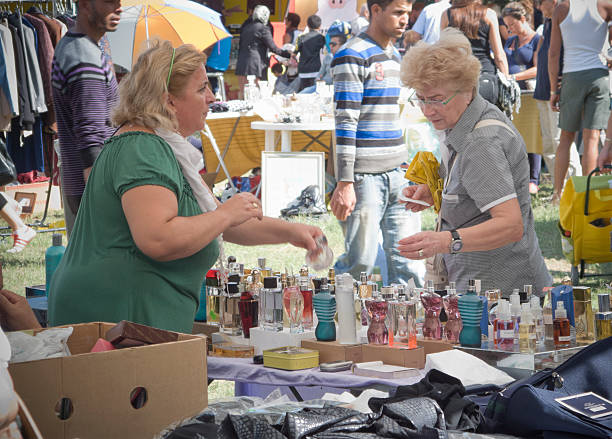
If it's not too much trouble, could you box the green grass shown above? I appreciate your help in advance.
[1,180,610,401]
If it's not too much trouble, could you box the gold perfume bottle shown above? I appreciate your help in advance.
[573,286,595,343]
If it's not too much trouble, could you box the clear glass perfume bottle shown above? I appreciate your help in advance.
[458,279,484,348]
[519,303,536,353]
[283,276,304,334]
[206,285,222,326]
[420,284,442,340]
[366,297,389,345]
[313,278,336,341]
[530,296,545,344]
[553,301,571,348]
[221,282,242,336]
[390,297,416,348]
[596,294,612,340]
[543,290,554,343]
[261,276,283,332]
[443,288,462,343]
[496,300,515,350]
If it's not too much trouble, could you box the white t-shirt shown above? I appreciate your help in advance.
[411,0,451,44]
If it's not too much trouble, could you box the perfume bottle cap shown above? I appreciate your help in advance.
[530,296,542,313]
[381,286,395,300]
[427,279,435,289]
[227,282,240,295]
[360,272,368,283]
[228,255,237,264]
[257,257,266,269]
[598,294,611,313]
[263,276,278,288]
[449,281,456,290]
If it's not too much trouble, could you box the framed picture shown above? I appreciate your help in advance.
[14,192,37,215]
[261,151,325,218]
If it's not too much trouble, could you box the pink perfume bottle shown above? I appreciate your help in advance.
[443,289,462,343]
[421,284,442,340]
[366,298,389,344]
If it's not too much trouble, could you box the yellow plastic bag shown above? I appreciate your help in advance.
[559,173,612,266]
[403,151,443,213]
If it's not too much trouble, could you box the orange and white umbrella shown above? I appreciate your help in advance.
[107,0,230,70]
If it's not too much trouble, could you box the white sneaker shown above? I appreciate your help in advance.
[6,226,36,253]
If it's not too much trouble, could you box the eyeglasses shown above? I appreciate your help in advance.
[408,90,458,108]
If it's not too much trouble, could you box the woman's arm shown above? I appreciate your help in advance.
[121,187,263,262]
[397,197,524,259]
[487,9,510,76]
[512,35,539,81]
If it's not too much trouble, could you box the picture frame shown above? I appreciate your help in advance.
[261,151,325,218]
[14,192,37,215]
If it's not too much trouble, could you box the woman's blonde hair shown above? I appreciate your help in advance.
[112,39,206,131]
[401,28,481,94]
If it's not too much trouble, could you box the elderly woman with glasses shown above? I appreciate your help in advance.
[397,28,551,297]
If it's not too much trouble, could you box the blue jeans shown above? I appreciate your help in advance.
[334,168,425,287]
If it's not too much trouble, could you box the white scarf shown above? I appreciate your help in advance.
[154,128,227,277]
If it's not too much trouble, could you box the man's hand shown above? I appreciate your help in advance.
[0,290,41,331]
[330,181,356,221]
[549,94,560,112]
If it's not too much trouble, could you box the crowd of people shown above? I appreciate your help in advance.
[1,0,611,332]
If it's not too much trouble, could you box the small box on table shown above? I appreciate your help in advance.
[300,339,363,364]
[417,339,455,356]
[361,344,426,369]
[249,326,315,355]
[8,322,207,439]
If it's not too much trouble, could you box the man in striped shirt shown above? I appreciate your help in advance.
[52,0,122,235]
[330,0,425,286]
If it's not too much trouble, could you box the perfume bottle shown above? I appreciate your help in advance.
[238,278,259,338]
[510,290,521,344]
[420,283,442,340]
[496,300,515,349]
[366,297,389,345]
[553,301,571,348]
[519,303,536,353]
[358,272,373,299]
[206,285,222,325]
[520,285,533,304]
[258,257,272,278]
[443,288,462,343]
[335,273,358,344]
[221,282,242,335]
[390,296,417,348]
[370,266,383,290]
[283,276,304,334]
[530,296,545,344]
[543,290,554,343]
[261,276,283,332]
[328,268,336,294]
[573,286,595,343]
[196,269,218,322]
[305,235,334,271]
[595,294,612,340]
[312,278,336,341]
[299,267,314,331]
[458,279,484,348]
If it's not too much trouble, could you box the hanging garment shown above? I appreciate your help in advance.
[8,116,45,175]
[21,17,47,114]
[0,22,18,119]
[7,20,34,131]
[25,13,53,124]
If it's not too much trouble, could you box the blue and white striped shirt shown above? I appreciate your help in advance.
[331,33,406,182]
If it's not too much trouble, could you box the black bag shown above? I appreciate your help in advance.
[0,139,17,186]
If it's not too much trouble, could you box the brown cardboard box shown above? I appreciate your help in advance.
[361,344,426,369]
[300,340,363,364]
[9,322,207,439]
[417,339,455,356]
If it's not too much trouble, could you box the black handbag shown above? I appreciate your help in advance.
[0,138,16,186]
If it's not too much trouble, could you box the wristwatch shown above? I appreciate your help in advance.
[449,230,463,254]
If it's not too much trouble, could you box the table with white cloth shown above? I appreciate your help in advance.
[207,356,425,402]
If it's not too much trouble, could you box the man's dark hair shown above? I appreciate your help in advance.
[286,12,301,28]
[307,14,322,30]
[367,0,413,15]
[330,34,348,45]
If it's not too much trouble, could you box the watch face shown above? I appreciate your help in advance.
[452,240,463,252]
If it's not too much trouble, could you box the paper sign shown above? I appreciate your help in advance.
[556,392,612,419]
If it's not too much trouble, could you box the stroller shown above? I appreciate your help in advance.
[558,165,612,284]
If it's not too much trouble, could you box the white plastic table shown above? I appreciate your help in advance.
[250,120,335,152]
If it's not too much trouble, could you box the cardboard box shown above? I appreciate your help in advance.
[192,321,220,339]
[300,340,363,364]
[417,339,455,356]
[361,344,426,369]
[9,322,207,439]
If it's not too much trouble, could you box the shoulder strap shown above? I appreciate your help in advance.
[474,118,514,135]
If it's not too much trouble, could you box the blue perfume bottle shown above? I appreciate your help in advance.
[458,279,484,347]
[312,278,336,341]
